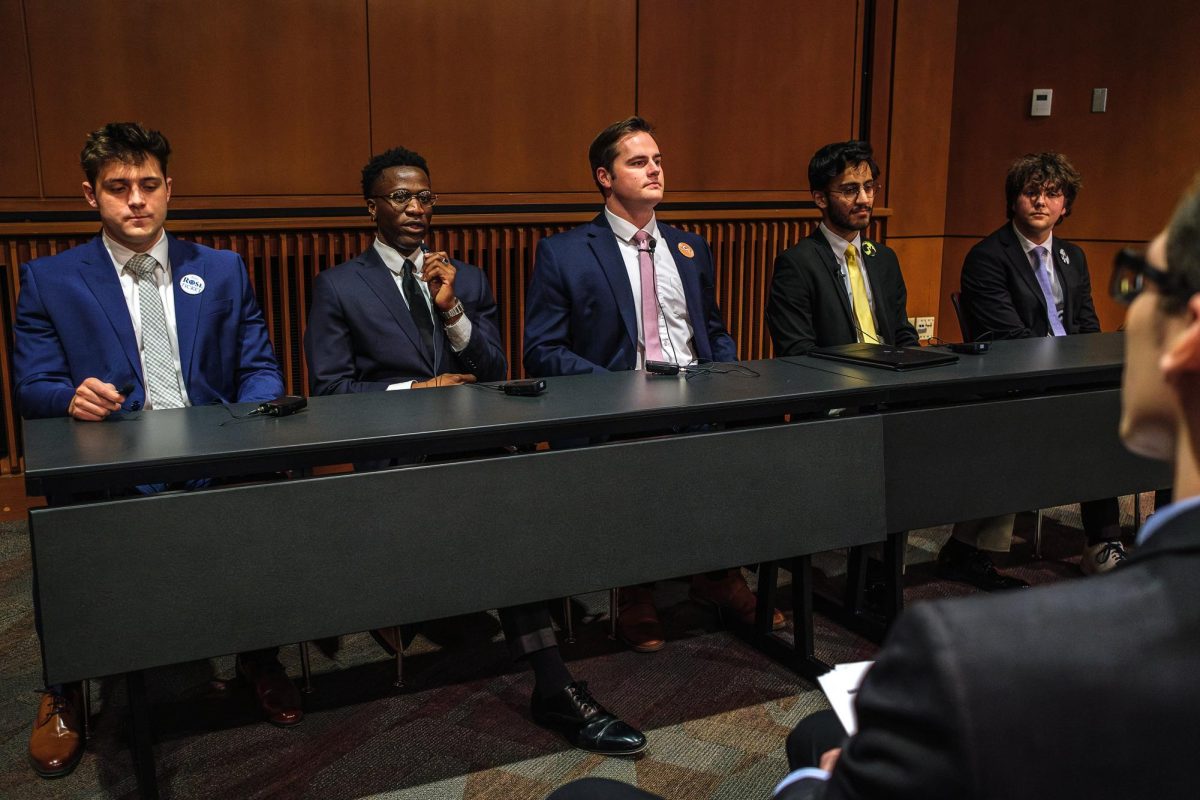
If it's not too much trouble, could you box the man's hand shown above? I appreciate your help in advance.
[411,373,476,389]
[67,377,126,421]
[421,251,459,316]
[818,747,842,772]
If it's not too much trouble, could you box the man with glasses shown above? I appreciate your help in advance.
[767,140,918,356]
[546,176,1200,800]
[303,146,646,756]
[951,152,1127,578]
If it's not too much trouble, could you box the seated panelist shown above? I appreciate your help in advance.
[13,122,294,779]
[523,116,783,654]
[767,140,918,356]
[303,146,646,756]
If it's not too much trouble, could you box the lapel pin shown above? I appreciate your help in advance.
[862,241,876,256]
[1059,247,1069,265]
[179,274,205,295]
[677,242,695,258]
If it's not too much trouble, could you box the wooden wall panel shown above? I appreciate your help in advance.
[368,0,635,195]
[24,0,370,198]
[944,0,1200,242]
[887,237,944,323]
[0,0,40,197]
[884,0,958,238]
[638,0,861,191]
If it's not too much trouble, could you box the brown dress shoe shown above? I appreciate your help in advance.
[690,570,786,629]
[616,587,665,652]
[238,657,304,727]
[29,684,85,778]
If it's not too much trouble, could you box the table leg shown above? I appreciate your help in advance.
[125,670,159,799]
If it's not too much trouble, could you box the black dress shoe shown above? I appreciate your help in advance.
[936,541,1028,591]
[531,682,647,755]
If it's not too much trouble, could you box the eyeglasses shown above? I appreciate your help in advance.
[826,181,881,201]
[1022,186,1064,201]
[372,190,438,208]
[1110,247,1188,304]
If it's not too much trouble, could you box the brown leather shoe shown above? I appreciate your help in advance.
[616,587,665,652]
[691,570,786,629]
[238,657,303,727]
[29,684,84,778]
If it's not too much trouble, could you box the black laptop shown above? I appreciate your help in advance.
[809,342,959,371]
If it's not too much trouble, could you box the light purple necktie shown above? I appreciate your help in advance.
[633,230,665,362]
[1032,246,1067,337]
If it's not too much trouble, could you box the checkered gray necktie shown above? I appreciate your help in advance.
[126,253,185,409]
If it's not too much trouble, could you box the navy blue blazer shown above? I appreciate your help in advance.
[523,213,737,376]
[960,224,1101,341]
[14,234,283,418]
[304,245,506,395]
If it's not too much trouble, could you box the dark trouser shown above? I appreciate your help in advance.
[498,602,559,659]
[786,709,849,770]
[1080,497,1121,545]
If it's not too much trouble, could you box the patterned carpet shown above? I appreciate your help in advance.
[0,498,1146,799]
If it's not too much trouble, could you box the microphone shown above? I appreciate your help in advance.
[117,382,135,396]
[647,235,657,253]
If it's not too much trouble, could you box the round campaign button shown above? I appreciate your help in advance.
[677,242,695,258]
[179,274,206,295]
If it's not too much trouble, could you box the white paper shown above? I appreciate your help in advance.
[817,660,874,735]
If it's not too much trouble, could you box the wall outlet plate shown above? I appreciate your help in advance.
[915,316,935,342]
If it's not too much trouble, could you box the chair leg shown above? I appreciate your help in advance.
[298,642,314,694]
[562,598,575,644]
[609,588,620,639]
[82,679,91,739]
[1034,509,1045,558]
[390,627,404,688]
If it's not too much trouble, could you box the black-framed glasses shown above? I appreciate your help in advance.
[372,190,438,208]
[1110,247,1187,304]
[826,181,881,201]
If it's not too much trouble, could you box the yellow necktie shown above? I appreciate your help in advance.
[845,244,877,342]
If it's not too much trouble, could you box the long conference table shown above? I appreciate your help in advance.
[23,332,1170,797]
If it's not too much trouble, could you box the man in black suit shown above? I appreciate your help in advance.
[304,146,645,756]
[547,174,1200,800]
[767,140,918,356]
[948,153,1126,582]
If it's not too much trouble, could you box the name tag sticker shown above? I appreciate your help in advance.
[677,242,695,258]
[179,274,205,295]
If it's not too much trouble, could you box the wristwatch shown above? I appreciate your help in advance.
[439,299,465,321]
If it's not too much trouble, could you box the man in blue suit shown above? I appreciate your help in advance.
[304,146,646,756]
[14,122,294,779]
[523,117,782,652]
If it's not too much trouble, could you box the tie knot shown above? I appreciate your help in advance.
[401,258,417,277]
[633,230,651,251]
[845,243,859,262]
[127,253,159,281]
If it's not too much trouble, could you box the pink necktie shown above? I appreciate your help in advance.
[633,230,665,362]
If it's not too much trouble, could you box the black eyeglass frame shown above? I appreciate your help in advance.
[1110,247,1191,305]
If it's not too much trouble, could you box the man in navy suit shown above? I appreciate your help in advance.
[949,153,1126,583]
[523,117,782,653]
[767,140,919,356]
[13,122,292,778]
[304,146,645,756]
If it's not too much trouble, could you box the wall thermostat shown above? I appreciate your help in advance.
[1031,88,1053,117]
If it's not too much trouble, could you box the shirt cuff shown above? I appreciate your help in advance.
[386,381,415,391]
[773,767,830,796]
[444,314,472,353]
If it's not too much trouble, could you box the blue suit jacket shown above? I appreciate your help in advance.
[304,245,506,395]
[523,213,737,376]
[14,234,283,418]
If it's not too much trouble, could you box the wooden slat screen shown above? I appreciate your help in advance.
[0,209,879,475]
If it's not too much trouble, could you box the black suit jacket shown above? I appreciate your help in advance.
[305,246,507,395]
[767,231,919,356]
[787,502,1200,799]
[960,224,1101,341]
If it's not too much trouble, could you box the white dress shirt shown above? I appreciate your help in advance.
[372,237,472,390]
[604,207,696,368]
[102,230,191,408]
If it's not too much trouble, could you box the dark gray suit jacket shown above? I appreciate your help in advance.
[788,501,1200,799]
[767,230,918,356]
